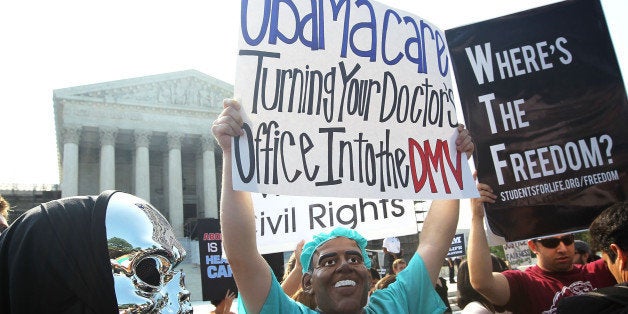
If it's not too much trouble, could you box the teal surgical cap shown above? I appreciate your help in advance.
[300,227,371,274]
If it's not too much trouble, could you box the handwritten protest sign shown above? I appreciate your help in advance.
[252,193,418,254]
[446,0,628,241]
[503,240,532,269]
[234,0,477,199]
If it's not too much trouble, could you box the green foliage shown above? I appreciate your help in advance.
[490,245,506,260]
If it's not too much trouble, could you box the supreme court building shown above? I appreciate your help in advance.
[53,70,233,237]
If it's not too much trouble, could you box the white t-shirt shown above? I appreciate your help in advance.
[462,302,513,314]
[461,301,492,314]
[382,237,401,254]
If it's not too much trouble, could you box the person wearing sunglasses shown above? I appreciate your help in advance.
[467,181,617,314]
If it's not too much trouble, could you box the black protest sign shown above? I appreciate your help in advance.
[197,218,237,301]
[446,0,628,241]
[446,233,465,258]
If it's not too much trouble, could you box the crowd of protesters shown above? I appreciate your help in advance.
[0,97,624,313]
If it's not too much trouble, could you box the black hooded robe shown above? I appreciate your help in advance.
[0,191,118,313]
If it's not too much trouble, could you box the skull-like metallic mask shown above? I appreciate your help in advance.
[105,192,192,313]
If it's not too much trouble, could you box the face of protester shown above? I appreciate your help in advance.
[529,234,575,272]
[302,237,370,314]
[601,245,628,283]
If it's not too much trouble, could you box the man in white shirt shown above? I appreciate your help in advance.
[383,237,402,274]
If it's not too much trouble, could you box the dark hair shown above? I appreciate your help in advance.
[493,254,508,273]
[456,255,509,312]
[589,202,628,263]
[369,267,381,281]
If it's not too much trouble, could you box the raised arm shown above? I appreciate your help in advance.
[468,181,511,306]
[281,240,305,297]
[212,99,271,313]
[417,124,473,284]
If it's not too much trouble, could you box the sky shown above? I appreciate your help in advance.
[1,0,626,187]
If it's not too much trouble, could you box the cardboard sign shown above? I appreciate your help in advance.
[446,0,628,241]
[234,0,477,200]
[503,240,532,269]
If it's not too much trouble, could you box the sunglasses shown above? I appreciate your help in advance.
[535,235,575,248]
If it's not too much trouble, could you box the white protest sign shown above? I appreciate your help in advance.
[234,0,478,200]
[252,193,418,254]
[503,240,532,268]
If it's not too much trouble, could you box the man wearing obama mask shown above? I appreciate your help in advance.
[211,99,475,314]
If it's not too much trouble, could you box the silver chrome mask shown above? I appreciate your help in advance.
[105,192,192,313]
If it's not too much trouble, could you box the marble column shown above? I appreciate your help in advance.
[195,148,204,217]
[167,132,184,237]
[99,127,118,192]
[162,151,169,209]
[134,130,152,201]
[61,126,81,198]
[201,135,219,218]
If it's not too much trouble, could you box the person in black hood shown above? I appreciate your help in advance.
[0,190,192,313]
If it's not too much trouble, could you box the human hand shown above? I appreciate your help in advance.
[211,99,244,153]
[294,240,305,268]
[455,124,474,159]
[220,289,236,314]
[470,171,496,219]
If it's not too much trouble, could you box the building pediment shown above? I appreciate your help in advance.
[53,69,233,109]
